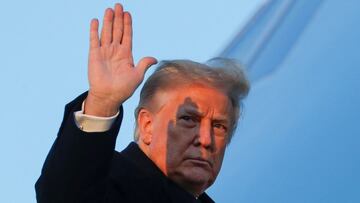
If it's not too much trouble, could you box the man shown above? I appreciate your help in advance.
[35,3,249,203]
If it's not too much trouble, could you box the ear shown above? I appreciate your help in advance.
[137,108,153,145]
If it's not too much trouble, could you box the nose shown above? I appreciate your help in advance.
[196,120,214,150]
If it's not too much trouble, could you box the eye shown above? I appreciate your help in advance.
[180,115,192,121]
[213,123,228,133]
[178,115,197,127]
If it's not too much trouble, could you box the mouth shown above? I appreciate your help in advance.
[187,157,213,168]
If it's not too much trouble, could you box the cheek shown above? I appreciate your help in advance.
[149,120,193,171]
[168,124,196,143]
[166,126,190,153]
[212,142,227,173]
[148,118,172,173]
[166,124,197,166]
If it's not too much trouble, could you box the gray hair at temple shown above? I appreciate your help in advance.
[133,57,250,143]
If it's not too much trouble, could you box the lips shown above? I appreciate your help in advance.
[187,157,213,168]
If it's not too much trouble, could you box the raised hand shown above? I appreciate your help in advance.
[85,3,157,116]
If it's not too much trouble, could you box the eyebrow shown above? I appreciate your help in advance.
[182,107,203,116]
[180,107,230,124]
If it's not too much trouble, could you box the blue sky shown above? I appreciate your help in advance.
[212,1,360,202]
[0,0,263,202]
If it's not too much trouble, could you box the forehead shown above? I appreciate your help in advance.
[153,84,232,117]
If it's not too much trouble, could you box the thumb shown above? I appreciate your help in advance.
[135,57,158,76]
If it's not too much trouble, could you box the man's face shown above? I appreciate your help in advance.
[143,84,232,195]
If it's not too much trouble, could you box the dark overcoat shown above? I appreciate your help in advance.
[35,93,214,203]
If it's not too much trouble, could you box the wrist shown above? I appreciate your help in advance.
[84,92,120,117]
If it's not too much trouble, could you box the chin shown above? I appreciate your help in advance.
[169,167,215,195]
[183,167,214,186]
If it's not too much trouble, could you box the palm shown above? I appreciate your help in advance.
[87,4,156,112]
[89,43,138,103]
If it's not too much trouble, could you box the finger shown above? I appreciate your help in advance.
[135,57,158,77]
[112,3,124,44]
[90,18,100,49]
[122,12,133,50]
[100,8,114,46]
